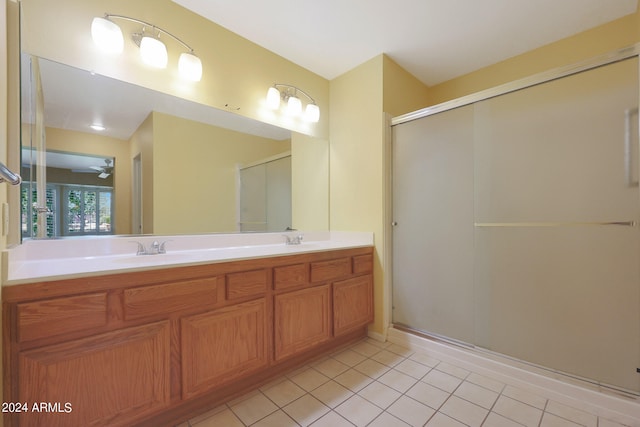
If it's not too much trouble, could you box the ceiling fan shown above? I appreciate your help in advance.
[90,159,114,179]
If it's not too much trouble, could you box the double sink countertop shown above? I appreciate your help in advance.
[3,231,374,285]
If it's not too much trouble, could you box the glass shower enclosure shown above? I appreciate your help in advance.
[391,49,640,394]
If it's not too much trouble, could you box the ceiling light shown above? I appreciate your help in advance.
[90,124,106,131]
[266,86,281,109]
[91,17,124,54]
[140,35,168,68]
[305,103,320,123]
[92,14,202,81]
[178,52,203,82]
[287,95,302,116]
[265,84,320,122]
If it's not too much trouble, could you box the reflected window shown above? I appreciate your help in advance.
[63,186,113,236]
[21,183,57,238]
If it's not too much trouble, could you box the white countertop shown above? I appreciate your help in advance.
[3,231,374,285]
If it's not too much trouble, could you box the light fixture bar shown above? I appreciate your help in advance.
[103,14,195,54]
[271,83,317,105]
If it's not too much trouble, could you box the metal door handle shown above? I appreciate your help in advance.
[624,107,639,187]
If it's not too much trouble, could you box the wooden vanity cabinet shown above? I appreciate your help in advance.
[3,247,373,427]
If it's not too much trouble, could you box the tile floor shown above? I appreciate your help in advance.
[177,338,636,427]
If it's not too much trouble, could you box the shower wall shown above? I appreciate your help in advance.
[392,55,640,393]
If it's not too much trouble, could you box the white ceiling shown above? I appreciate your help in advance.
[173,0,638,86]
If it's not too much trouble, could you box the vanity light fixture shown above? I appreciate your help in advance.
[266,84,320,123]
[91,14,202,81]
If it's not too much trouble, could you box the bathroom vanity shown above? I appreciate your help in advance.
[2,233,374,427]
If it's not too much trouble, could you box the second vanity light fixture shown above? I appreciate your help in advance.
[91,14,203,82]
[266,84,320,123]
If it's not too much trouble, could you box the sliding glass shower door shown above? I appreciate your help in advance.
[392,55,640,393]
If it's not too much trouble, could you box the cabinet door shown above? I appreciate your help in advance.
[334,275,373,336]
[17,321,170,427]
[274,285,331,360]
[181,299,268,399]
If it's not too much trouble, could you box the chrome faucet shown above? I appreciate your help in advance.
[132,240,168,255]
[283,234,304,245]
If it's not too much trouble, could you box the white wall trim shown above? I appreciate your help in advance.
[386,328,640,426]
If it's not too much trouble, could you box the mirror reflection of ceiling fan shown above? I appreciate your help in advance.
[89,159,114,179]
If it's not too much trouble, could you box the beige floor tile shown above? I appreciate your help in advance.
[310,380,354,408]
[425,412,467,427]
[439,396,488,427]
[283,394,330,427]
[334,368,374,392]
[453,380,499,409]
[358,380,402,409]
[309,410,356,427]
[422,369,463,393]
[492,395,543,427]
[394,358,432,379]
[331,349,368,367]
[386,395,436,427]
[251,409,298,427]
[370,349,406,367]
[312,357,350,378]
[540,412,584,427]
[364,337,392,349]
[483,412,525,427]
[386,343,415,357]
[262,378,306,407]
[545,401,597,427]
[368,411,411,426]
[501,385,547,410]
[335,394,383,427]
[191,408,244,427]
[465,372,505,393]
[405,380,450,409]
[435,362,470,379]
[289,367,330,392]
[377,368,419,393]
[229,392,278,425]
[409,352,441,368]
[353,358,390,379]
[187,404,228,425]
[350,341,382,357]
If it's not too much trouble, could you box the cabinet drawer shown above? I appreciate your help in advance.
[17,293,107,343]
[124,277,220,320]
[353,254,374,274]
[274,263,308,290]
[226,269,268,300]
[310,258,351,282]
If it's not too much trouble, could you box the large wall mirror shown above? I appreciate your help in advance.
[18,0,329,240]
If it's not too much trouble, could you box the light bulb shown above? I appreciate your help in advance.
[305,103,320,122]
[140,36,168,68]
[179,52,202,81]
[266,87,281,109]
[91,17,124,54]
[286,95,302,116]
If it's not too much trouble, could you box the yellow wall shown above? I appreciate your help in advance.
[19,0,329,139]
[330,55,387,335]
[428,8,640,105]
[291,132,329,231]
[129,113,154,234]
[382,55,430,116]
[151,112,290,234]
[44,127,132,234]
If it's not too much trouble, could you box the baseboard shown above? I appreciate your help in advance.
[387,328,640,426]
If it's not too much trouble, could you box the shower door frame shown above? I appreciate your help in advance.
[388,43,640,393]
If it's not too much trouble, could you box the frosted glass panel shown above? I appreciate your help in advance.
[392,105,475,343]
[475,226,640,391]
[265,156,292,231]
[392,56,640,393]
[240,164,267,232]
[474,59,639,223]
